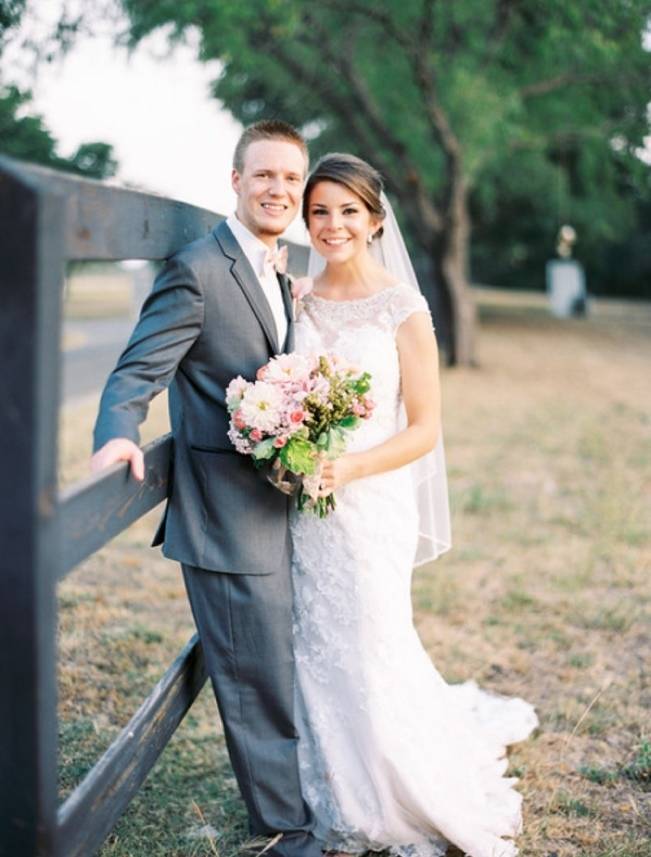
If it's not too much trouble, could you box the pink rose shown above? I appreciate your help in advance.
[352,401,366,417]
[234,410,247,430]
[250,428,263,442]
[290,276,314,300]
[273,436,287,448]
[290,409,306,424]
[256,366,267,381]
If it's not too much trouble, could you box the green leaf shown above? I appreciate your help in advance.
[324,427,347,458]
[338,415,360,430]
[279,436,317,475]
[316,432,329,450]
[350,372,371,395]
[251,438,276,460]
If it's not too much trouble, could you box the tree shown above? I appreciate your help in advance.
[117,0,649,364]
[0,84,118,179]
[0,2,118,180]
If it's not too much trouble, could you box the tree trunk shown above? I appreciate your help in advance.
[438,178,478,367]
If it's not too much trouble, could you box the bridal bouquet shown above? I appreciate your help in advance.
[226,353,374,517]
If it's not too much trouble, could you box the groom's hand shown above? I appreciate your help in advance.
[91,438,145,481]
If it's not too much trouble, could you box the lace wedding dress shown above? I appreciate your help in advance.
[290,283,539,857]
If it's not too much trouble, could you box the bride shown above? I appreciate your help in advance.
[289,153,538,857]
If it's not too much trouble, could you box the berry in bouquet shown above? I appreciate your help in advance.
[226,353,374,517]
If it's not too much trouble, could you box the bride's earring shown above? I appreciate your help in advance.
[367,233,374,245]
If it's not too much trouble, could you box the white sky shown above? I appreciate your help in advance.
[2,1,308,241]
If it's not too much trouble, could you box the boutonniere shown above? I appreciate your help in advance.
[286,275,313,319]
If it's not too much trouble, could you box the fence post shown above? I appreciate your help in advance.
[0,163,64,854]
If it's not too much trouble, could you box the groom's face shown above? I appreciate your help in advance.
[232,139,306,245]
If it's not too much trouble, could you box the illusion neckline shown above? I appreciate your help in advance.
[307,283,405,305]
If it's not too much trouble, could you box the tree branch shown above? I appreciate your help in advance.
[417,0,436,53]
[407,0,467,221]
[316,0,464,223]
[505,121,621,153]
[520,72,607,99]
[480,0,522,69]
[298,14,444,237]
[320,0,411,50]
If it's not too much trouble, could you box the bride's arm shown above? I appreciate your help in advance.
[319,312,441,493]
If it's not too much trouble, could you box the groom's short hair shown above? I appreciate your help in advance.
[233,120,308,174]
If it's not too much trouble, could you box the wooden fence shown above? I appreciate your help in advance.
[0,156,307,856]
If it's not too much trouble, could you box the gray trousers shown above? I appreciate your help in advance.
[181,564,321,857]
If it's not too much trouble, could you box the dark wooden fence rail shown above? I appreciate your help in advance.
[0,155,307,857]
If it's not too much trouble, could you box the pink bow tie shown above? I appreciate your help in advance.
[264,245,288,275]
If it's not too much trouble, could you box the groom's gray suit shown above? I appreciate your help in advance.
[93,220,320,857]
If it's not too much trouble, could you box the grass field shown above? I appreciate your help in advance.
[57,290,651,856]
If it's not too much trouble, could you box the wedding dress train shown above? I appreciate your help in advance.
[290,284,538,857]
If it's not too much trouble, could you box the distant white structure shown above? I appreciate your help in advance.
[546,224,587,317]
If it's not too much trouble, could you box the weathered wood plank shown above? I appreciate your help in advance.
[0,156,310,270]
[58,434,173,578]
[56,635,207,857]
[0,155,218,261]
[0,156,62,854]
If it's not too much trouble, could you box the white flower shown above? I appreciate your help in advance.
[264,353,314,385]
[239,382,284,432]
[225,375,250,409]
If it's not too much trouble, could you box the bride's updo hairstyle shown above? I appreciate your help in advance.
[302,153,386,240]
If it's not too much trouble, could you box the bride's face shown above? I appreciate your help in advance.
[307,180,379,264]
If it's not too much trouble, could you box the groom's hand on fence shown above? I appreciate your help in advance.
[91,438,145,482]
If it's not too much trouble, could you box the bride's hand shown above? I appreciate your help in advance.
[318,454,360,496]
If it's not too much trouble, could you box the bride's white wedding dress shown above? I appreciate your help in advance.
[290,283,539,857]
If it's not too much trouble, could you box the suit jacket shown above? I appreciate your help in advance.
[93,220,295,575]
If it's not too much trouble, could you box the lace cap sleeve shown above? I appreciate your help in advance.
[390,283,434,332]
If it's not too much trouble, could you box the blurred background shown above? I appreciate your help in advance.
[2,2,649,855]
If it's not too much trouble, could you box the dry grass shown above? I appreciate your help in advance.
[57,289,651,856]
[64,266,134,319]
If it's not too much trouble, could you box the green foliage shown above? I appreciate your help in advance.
[0,84,118,179]
[116,1,651,294]
[279,434,317,474]
[251,437,276,460]
[351,372,371,395]
[0,0,25,40]
[621,739,651,787]
[579,764,618,785]
[318,426,347,457]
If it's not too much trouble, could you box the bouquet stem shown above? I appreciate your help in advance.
[298,486,337,518]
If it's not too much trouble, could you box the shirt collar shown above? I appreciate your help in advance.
[226,213,277,278]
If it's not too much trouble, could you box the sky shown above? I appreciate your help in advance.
[2,0,308,240]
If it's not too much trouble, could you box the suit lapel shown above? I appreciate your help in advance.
[213,221,279,353]
[278,272,295,353]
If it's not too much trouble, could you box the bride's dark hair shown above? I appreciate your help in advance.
[302,153,386,240]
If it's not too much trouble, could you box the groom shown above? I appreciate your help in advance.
[91,120,322,857]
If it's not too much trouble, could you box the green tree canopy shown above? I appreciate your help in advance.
[115,0,650,362]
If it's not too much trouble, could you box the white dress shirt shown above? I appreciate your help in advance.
[226,214,288,349]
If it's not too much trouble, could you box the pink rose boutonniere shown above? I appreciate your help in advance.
[288,276,313,319]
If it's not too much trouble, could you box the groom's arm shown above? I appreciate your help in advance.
[92,256,205,474]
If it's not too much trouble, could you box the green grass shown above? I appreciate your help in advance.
[620,740,651,788]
